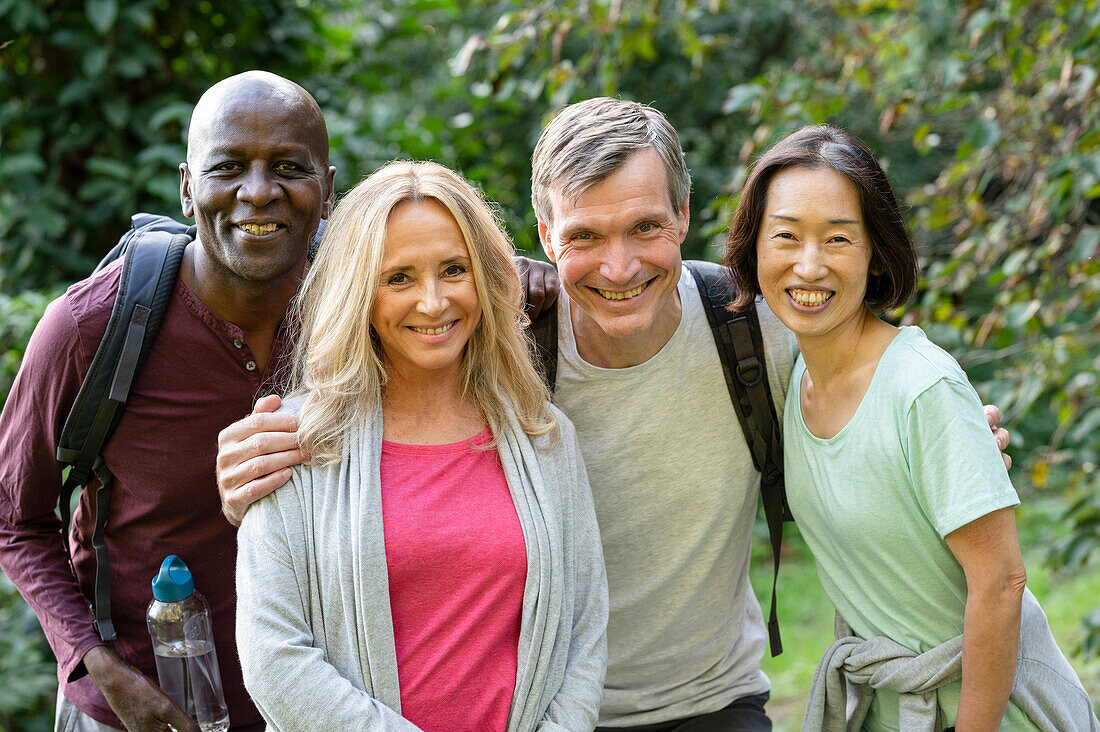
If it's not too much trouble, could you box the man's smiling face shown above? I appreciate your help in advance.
[538,148,688,360]
[180,83,334,288]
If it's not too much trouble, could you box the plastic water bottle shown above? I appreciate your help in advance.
[146,555,230,732]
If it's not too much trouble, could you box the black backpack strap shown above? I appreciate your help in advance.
[56,216,189,641]
[686,260,789,658]
[529,302,558,392]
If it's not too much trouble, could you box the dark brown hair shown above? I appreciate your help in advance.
[723,125,917,312]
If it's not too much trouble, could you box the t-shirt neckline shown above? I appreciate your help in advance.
[381,427,494,454]
[795,326,915,446]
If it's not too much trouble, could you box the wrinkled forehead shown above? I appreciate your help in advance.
[549,149,676,221]
[187,80,327,164]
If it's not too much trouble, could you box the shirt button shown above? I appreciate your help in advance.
[245,360,257,371]
[233,339,244,349]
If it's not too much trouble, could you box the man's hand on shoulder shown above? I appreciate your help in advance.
[984,404,1012,471]
[216,394,305,527]
[516,256,560,320]
[84,646,200,732]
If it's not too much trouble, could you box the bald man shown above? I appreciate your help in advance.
[0,71,334,732]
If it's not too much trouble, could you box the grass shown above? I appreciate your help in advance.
[751,495,1100,731]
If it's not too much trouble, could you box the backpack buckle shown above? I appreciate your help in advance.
[735,356,763,387]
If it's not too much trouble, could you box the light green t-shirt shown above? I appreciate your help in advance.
[784,326,1036,731]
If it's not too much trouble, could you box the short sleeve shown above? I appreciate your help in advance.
[906,377,1020,538]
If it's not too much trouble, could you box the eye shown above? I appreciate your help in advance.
[212,162,241,172]
[774,231,795,239]
[637,222,655,233]
[570,232,594,241]
[386,272,409,285]
[828,234,851,244]
[275,161,302,173]
[443,263,467,277]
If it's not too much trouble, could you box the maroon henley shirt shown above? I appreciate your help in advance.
[0,258,287,730]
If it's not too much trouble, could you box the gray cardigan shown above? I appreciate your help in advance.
[236,400,608,731]
[802,588,1099,731]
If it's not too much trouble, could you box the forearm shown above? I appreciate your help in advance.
[0,295,107,678]
[0,513,105,680]
[955,579,1025,732]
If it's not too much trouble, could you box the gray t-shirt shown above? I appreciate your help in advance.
[553,265,796,726]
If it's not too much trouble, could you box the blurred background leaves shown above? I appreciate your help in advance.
[1,0,1097,728]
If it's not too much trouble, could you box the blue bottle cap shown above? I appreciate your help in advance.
[151,555,195,602]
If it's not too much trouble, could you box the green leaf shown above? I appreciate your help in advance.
[86,157,131,180]
[721,83,763,115]
[148,101,194,131]
[1072,227,1100,263]
[85,0,118,34]
[82,46,109,77]
[965,118,1001,151]
[102,97,128,128]
[1001,247,1029,276]
[0,153,46,177]
[1064,532,1097,567]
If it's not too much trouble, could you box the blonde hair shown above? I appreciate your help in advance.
[291,160,556,463]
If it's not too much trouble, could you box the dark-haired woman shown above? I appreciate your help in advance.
[725,125,1097,732]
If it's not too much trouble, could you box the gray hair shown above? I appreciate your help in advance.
[531,97,691,226]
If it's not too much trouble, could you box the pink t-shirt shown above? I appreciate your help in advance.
[380,429,527,732]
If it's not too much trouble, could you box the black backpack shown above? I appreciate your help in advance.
[56,213,192,641]
[529,259,793,657]
[54,213,326,642]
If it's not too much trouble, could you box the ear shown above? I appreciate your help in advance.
[537,219,559,263]
[322,166,337,219]
[180,163,194,218]
[676,199,690,244]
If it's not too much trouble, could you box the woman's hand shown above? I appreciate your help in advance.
[945,506,1028,732]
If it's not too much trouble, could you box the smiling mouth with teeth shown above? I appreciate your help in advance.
[409,322,455,335]
[787,288,834,307]
[237,222,280,236]
[595,283,646,301]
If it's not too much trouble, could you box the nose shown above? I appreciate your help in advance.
[599,236,641,284]
[792,241,828,281]
[237,165,283,207]
[416,278,448,318]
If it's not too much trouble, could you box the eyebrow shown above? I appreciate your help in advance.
[559,211,671,239]
[770,214,860,225]
[204,145,314,161]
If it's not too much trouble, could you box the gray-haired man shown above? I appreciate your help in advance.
[528,97,789,730]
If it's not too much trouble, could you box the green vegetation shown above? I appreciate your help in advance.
[2,0,1097,728]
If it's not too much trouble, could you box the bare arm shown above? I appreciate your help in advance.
[945,506,1028,732]
[216,394,306,526]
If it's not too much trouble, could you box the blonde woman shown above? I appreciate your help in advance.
[235,161,608,732]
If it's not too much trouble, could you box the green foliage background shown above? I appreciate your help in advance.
[1,0,1098,729]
